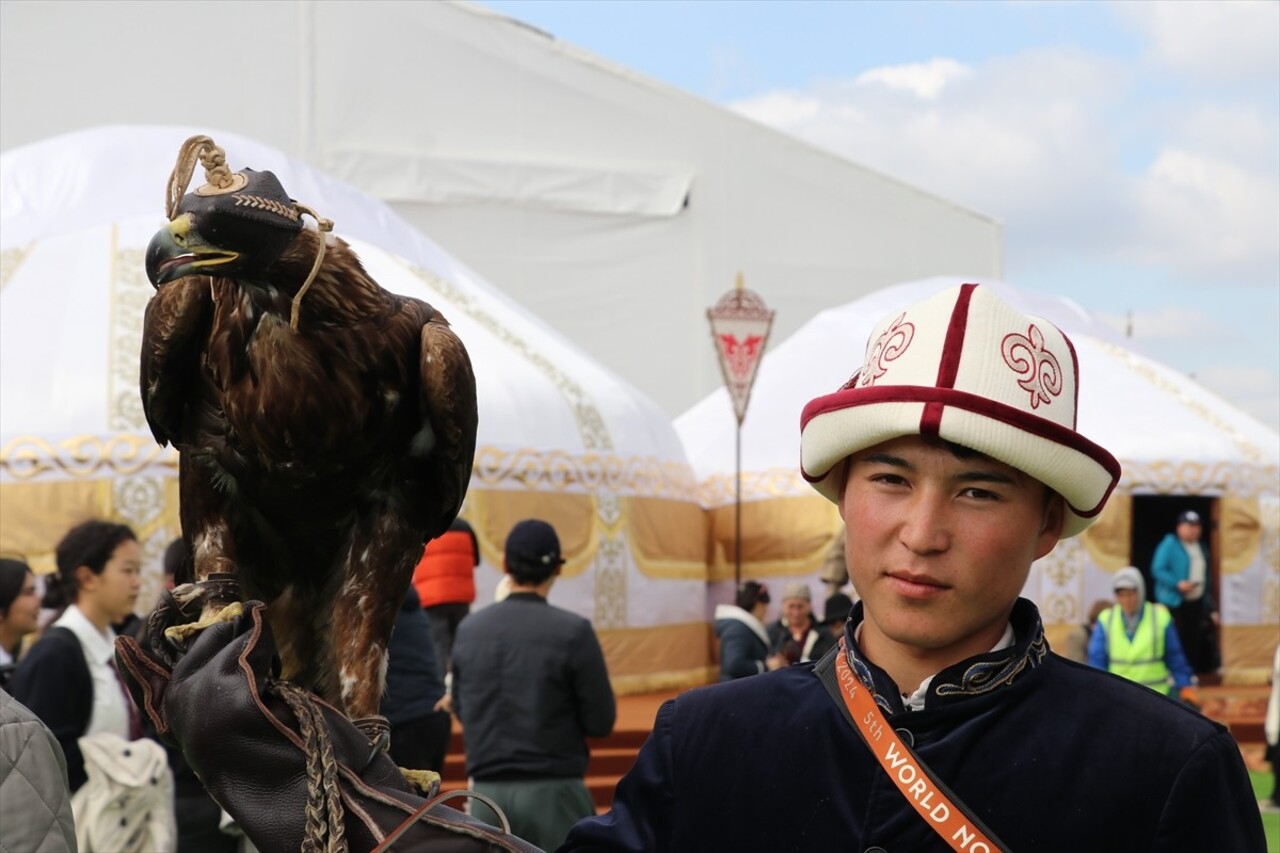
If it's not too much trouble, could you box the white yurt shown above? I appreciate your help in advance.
[676,277,1280,671]
[0,126,711,691]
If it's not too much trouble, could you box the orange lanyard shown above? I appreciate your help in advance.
[833,637,1006,853]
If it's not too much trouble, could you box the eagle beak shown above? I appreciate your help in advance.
[145,214,239,288]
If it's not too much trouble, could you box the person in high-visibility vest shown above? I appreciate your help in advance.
[1088,566,1197,703]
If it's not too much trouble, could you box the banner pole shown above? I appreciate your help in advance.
[705,273,774,596]
[735,418,742,589]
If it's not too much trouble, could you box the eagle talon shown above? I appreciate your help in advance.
[162,601,245,647]
[399,768,441,798]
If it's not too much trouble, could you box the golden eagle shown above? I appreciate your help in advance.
[141,136,477,730]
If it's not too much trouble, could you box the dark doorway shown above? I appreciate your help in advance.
[1130,495,1216,601]
[1130,494,1220,680]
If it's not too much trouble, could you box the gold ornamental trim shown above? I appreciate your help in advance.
[1,437,695,496]
[1,434,178,480]
[0,244,32,293]
[697,467,812,507]
[473,446,696,499]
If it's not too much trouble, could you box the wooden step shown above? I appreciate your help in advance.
[1199,684,1268,744]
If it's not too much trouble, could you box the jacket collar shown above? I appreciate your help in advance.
[839,597,1049,715]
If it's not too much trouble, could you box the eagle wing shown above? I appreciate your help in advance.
[416,307,479,541]
[139,276,214,447]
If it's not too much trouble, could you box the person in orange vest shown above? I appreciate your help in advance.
[412,517,479,679]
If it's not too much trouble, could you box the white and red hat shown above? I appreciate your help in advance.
[799,283,1120,537]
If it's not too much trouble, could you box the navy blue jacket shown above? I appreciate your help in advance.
[8,627,93,791]
[713,605,770,680]
[380,587,446,726]
[563,599,1264,852]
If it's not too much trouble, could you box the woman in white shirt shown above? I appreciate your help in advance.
[9,520,142,791]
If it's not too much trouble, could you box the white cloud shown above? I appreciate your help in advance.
[1130,148,1280,275]
[728,36,1278,283]
[730,48,1133,253]
[854,58,972,100]
[1118,0,1280,84]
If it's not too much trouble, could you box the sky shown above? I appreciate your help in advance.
[480,0,1280,433]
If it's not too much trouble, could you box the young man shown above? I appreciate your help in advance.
[449,519,616,852]
[562,284,1264,851]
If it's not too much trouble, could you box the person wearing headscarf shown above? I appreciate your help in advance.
[1088,567,1196,700]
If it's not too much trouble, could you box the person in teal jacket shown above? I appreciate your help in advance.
[1150,509,1218,674]
[1088,567,1195,700]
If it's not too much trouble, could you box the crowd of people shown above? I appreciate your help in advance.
[0,283,1274,851]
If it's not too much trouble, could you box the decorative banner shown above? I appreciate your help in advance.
[707,273,775,424]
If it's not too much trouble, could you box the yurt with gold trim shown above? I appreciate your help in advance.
[676,278,1279,672]
[0,126,710,692]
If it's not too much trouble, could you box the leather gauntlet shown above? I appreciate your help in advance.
[116,591,541,852]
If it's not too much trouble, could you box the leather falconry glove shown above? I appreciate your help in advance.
[115,584,542,853]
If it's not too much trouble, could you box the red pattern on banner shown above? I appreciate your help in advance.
[717,333,766,382]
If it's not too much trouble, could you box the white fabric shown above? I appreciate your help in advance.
[0,126,708,639]
[0,646,11,668]
[51,605,129,740]
[1184,542,1206,602]
[800,629,821,663]
[71,731,175,853]
[0,1,1004,419]
[329,149,694,216]
[0,127,688,470]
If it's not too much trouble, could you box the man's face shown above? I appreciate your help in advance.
[782,597,811,627]
[1115,588,1141,618]
[1176,520,1201,544]
[839,435,1063,663]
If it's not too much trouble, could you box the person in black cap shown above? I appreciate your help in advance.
[1151,509,1218,675]
[819,590,855,638]
[448,519,616,851]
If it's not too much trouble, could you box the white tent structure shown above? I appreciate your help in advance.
[0,0,1003,420]
[0,126,712,691]
[676,278,1280,669]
